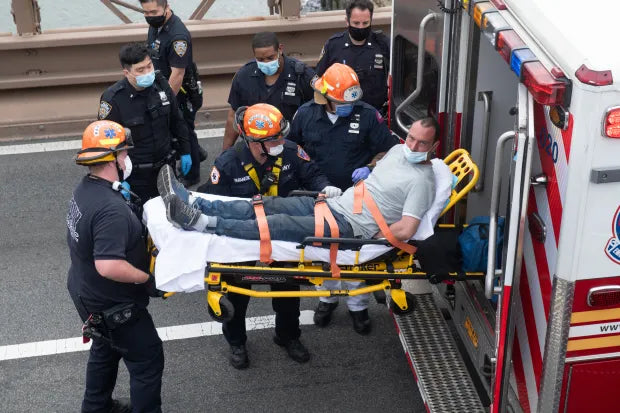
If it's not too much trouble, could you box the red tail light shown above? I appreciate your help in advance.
[603,107,620,138]
[575,64,613,86]
[522,61,567,105]
[587,286,620,308]
[496,30,525,63]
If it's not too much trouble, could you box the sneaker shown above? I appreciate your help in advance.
[349,309,371,335]
[165,194,200,230]
[109,399,132,413]
[273,336,310,363]
[313,301,338,327]
[158,164,190,204]
[230,344,249,369]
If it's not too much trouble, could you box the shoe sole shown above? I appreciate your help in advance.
[157,164,176,200]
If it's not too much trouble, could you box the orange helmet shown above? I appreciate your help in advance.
[312,63,363,104]
[234,103,290,143]
[75,120,133,165]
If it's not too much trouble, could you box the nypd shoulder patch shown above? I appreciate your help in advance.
[297,145,311,161]
[173,40,188,58]
[98,101,112,119]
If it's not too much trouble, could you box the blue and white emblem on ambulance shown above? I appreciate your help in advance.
[605,205,620,264]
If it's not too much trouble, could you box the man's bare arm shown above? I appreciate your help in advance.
[168,67,185,95]
[95,259,150,284]
[222,107,239,150]
[375,215,421,241]
[368,151,387,167]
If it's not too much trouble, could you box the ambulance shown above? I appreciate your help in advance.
[387,0,620,411]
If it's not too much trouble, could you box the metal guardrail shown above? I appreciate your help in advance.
[0,6,391,141]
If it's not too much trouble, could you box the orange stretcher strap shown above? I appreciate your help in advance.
[314,194,341,278]
[252,195,272,263]
[353,181,416,255]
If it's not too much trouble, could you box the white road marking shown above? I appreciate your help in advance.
[0,310,315,362]
[0,128,224,156]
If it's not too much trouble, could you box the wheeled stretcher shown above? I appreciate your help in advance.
[144,149,482,321]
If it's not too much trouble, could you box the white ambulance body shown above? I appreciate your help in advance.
[388,1,620,412]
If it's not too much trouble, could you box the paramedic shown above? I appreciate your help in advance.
[315,0,390,111]
[221,31,316,150]
[98,42,191,202]
[157,117,439,334]
[141,0,205,186]
[289,62,399,334]
[66,120,164,413]
[189,103,339,369]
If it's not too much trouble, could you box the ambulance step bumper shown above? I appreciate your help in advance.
[393,293,485,413]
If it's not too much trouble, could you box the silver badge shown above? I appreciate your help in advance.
[159,91,170,106]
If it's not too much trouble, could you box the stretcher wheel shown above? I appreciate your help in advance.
[390,292,416,315]
[208,295,234,322]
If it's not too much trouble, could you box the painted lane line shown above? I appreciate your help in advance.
[0,128,224,156]
[0,310,314,362]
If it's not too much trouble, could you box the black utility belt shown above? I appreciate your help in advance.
[133,151,176,171]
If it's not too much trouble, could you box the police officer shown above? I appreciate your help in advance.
[221,31,316,150]
[196,103,341,369]
[67,120,164,413]
[141,0,204,186]
[289,63,399,334]
[315,0,390,112]
[98,42,191,202]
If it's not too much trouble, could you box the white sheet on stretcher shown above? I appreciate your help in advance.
[144,159,455,293]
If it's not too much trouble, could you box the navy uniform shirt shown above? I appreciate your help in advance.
[147,12,192,79]
[289,101,399,191]
[66,176,149,318]
[316,31,390,110]
[228,55,316,121]
[198,140,330,197]
[98,74,190,165]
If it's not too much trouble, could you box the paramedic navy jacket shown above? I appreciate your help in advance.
[197,140,330,196]
[315,30,390,110]
[66,176,149,318]
[289,100,399,191]
[228,55,316,121]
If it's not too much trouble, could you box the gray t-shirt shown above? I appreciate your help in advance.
[327,145,436,239]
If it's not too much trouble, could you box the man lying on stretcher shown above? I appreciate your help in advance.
[158,117,440,246]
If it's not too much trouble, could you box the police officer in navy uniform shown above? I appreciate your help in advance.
[67,120,164,413]
[290,63,399,334]
[221,31,316,150]
[98,42,191,203]
[315,0,390,112]
[198,103,342,369]
[141,0,204,186]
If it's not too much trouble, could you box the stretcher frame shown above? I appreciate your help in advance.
[149,149,483,321]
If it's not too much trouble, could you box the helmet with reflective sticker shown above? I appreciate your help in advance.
[75,120,133,165]
[234,103,290,142]
[312,63,363,104]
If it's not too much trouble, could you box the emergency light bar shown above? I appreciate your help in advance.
[471,1,571,107]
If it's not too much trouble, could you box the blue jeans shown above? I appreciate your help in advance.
[193,196,353,243]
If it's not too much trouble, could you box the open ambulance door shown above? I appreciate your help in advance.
[485,83,536,412]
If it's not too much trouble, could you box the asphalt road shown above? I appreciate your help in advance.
[0,135,424,412]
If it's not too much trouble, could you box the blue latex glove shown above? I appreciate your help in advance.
[351,166,371,183]
[120,181,131,201]
[180,154,192,176]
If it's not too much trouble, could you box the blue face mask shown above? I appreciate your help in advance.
[402,144,429,164]
[334,103,354,117]
[256,55,280,76]
[135,70,155,88]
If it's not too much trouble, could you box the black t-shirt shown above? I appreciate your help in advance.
[66,175,149,318]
